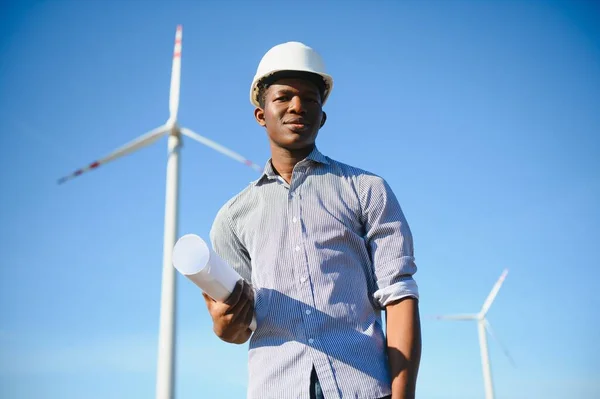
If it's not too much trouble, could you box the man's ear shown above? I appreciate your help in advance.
[320,111,327,128]
[254,107,266,127]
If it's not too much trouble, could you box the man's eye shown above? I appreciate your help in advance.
[275,96,289,102]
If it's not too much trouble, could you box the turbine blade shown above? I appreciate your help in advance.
[480,269,508,316]
[169,25,182,123]
[433,314,478,321]
[180,127,262,172]
[57,125,170,184]
[484,319,516,367]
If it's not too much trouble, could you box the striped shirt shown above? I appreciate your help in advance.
[210,147,419,399]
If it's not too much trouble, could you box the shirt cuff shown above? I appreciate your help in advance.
[373,278,419,308]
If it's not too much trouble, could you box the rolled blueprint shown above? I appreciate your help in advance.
[172,234,256,330]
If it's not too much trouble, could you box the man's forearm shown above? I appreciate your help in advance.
[385,297,422,399]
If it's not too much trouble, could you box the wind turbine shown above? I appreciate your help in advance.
[435,269,514,399]
[57,25,262,399]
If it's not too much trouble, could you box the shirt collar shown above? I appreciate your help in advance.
[254,146,330,186]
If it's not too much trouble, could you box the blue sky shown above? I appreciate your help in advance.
[0,0,598,398]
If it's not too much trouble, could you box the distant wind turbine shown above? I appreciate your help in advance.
[57,25,261,399]
[435,269,514,399]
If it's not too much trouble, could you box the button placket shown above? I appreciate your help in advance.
[298,189,312,286]
[290,169,319,350]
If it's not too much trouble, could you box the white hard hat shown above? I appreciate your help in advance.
[249,41,334,107]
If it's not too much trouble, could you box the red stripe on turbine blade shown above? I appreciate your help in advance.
[174,51,181,58]
[244,160,253,166]
[175,39,181,44]
[90,161,100,169]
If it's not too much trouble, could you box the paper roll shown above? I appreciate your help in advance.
[172,234,256,330]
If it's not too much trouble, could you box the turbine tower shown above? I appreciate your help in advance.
[435,269,514,399]
[58,25,261,399]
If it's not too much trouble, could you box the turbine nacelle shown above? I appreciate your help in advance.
[166,119,180,134]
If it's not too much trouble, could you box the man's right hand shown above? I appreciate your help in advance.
[202,279,255,344]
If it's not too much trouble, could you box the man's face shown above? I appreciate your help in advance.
[255,77,326,151]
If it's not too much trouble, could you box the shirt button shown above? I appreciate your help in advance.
[292,217,297,223]
[295,245,300,251]
[300,276,307,283]
[305,309,311,315]
[308,338,314,344]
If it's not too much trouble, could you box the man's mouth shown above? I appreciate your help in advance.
[284,119,311,130]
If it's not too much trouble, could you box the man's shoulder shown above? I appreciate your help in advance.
[322,155,399,206]
[324,155,386,185]
[214,182,257,221]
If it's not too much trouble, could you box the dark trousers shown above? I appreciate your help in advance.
[310,367,391,399]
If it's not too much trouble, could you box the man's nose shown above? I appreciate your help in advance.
[288,96,306,114]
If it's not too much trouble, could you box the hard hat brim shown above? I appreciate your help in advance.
[250,69,333,108]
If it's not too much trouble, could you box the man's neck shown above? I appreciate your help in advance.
[270,144,314,184]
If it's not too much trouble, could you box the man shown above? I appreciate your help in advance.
[203,42,421,399]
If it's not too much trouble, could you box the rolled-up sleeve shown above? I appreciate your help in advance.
[209,202,252,283]
[360,174,419,308]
